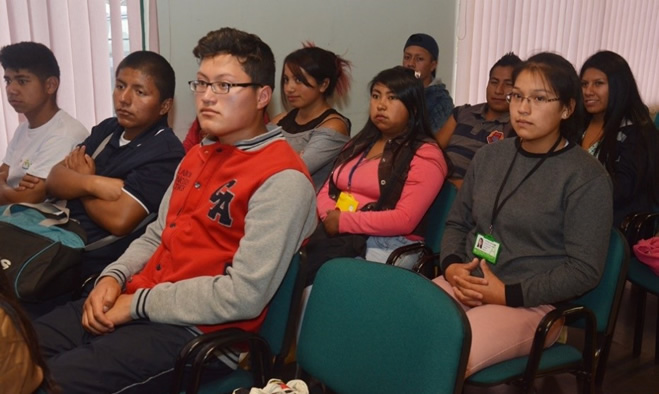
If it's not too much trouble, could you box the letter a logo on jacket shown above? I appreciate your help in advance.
[208,179,236,226]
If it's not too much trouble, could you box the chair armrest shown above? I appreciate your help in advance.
[621,211,659,245]
[523,304,597,383]
[171,328,272,394]
[385,242,428,265]
[620,212,647,235]
[385,242,437,277]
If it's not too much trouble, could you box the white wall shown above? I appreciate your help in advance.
[157,0,458,138]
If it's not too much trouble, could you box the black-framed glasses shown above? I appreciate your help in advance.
[506,92,560,107]
[188,80,262,94]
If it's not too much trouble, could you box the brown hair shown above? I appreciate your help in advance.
[0,270,59,393]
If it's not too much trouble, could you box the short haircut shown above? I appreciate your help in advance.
[116,51,176,102]
[0,41,60,81]
[489,52,522,78]
[192,27,275,90]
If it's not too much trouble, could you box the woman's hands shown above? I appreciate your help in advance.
[323,209,340,235]
[445,258,506,306]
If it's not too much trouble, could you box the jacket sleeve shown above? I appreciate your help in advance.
[129,170,317,325]
[611,126,643,207]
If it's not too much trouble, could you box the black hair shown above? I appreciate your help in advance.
[116,50,175,102]
[336,66,438,167]
[193,27,275,90]
[579,50,658,203]
[0,41,60,81]
[512,52,584,143]
[281,45,351,105]
[489,52,522,78]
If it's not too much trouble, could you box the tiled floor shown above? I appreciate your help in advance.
[463,282,659,394]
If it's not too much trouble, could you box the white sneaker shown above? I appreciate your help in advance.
[235,378,310,394]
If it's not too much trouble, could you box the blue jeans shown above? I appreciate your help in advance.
[365,235,420,270]
[34,299,231,393]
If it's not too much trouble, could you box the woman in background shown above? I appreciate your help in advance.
[580,50,659,226]
[271,45,352,189]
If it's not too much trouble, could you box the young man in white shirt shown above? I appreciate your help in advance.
[0,41,88,204]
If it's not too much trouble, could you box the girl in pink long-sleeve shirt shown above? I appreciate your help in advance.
[313,66,448,275]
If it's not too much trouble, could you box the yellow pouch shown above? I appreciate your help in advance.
[335,192,359,212]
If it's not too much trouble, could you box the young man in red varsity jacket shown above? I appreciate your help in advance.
[35,28,317,394]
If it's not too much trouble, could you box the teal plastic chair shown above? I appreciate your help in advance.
[386,181,458,277]
[171,251,305,394]
[621,211,659,363]
[466,228,630,393]
[297,258,471,394]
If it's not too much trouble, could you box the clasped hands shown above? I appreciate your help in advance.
[81,277,133,335]
[444,258,506,307]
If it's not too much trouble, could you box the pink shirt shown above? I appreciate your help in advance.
[317,143,447,239]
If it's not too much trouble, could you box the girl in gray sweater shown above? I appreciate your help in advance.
[433,52,613,377]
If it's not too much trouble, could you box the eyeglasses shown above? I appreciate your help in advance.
[506,92,560,107]
[188,80,262,94]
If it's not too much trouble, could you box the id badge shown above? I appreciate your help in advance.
[335,192,360,212]
[472,233,501,264]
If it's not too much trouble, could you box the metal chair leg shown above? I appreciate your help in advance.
[632,286,646,358]
[655,299,659,364]
[595,333,614,386]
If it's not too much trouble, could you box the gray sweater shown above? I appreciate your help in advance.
[440,138,613,307]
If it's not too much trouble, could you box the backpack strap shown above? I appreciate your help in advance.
[2,202,71,227]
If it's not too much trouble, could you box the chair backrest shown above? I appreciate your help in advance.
[172,252,305,394]
[424,181,458,254]
[297,258,471,394]
[570,228,629,335]
[258,251,304,363]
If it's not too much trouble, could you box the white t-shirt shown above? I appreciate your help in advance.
[3,110,89,187]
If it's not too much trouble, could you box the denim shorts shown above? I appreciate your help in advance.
[365,235,421,270]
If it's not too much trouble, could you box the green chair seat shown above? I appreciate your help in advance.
[468,344,583,385]
[627,257,659,295]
